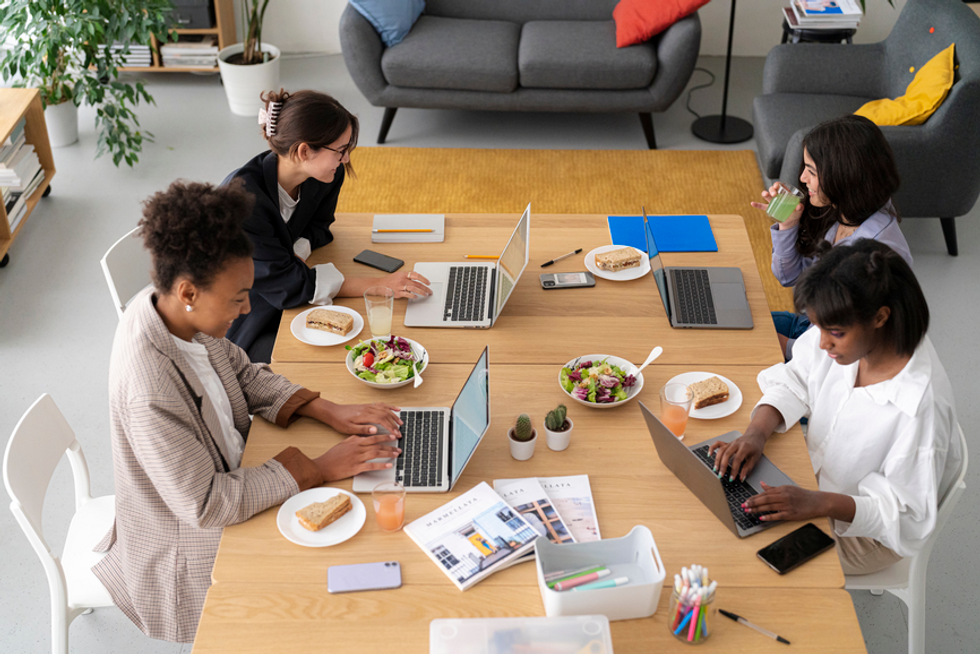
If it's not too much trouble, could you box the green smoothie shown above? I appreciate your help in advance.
[766,190,803,222]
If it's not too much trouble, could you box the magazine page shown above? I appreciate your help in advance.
[403,482,539,591]
[537,475,601,543]
[493,477,576,545]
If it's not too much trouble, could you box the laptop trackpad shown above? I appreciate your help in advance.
[409,282,443,304]
[712,283,748,310]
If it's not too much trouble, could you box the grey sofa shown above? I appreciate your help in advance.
[339,0,701,148]
[753,0,980,255]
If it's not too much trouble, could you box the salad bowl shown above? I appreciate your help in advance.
[558,354,644,409]
[345,336,429,389]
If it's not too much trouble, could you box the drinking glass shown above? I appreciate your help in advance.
[372,482,406,532]
[364,286,394,339]
[765,184,806,223]
[660,383,693,440]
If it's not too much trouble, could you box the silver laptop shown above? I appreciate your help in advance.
[352,347,490,494]
[639,401,795,538]
[404,204,530,328]
[643,208,753,329]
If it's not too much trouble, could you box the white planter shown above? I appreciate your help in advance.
[217,43,282,117]
[508,428,537,461]
[44,101,78,148]
[544,418,574,452]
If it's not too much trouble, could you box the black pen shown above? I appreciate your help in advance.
[541,248,583,267]
[719,609,790,644]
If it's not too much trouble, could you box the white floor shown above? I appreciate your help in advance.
[1,53,977,653]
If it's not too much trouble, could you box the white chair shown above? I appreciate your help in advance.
[4,394,116,654]
[100,226,152,319]
[845,425,969,654]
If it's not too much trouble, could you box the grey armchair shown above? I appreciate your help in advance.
[753,0,980,255]
[339,0,702,149]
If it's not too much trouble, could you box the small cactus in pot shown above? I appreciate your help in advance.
[508,413,537,460]
[513,413,535,442]
[543,404,574,451]
[545,404,568,432]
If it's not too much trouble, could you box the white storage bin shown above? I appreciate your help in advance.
[535,525,665,621]
[430,614,613,653]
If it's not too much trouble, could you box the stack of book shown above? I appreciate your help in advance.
[161,36,219,69]
[786,0,862,30]
[99,42,153,67]
[1,119,45,233]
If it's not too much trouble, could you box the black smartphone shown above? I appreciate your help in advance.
[540,271,596,289]
[757,523,836,574]
[354,249,404,273]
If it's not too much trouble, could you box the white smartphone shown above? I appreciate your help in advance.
[327,561,402,593]
[540,271,596,289]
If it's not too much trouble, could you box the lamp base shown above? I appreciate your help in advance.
[691,115,754,144]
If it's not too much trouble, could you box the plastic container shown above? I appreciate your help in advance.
[667,586,716,644]
[535,525,665,621]
[430,615,613,654]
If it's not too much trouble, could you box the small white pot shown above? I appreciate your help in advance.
[44,100,78,148]
[508,428,537,461]
[544,418,574,452]
[217,43,282,117]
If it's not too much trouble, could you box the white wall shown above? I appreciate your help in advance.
[255,0,906,57]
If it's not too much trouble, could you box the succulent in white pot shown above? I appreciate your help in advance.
[508,413,537,461]
[543,404,574,451]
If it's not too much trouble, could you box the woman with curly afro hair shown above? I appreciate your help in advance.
[92,180,405,643]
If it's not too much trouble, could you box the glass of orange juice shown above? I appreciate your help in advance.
[372,482,406,532]
[660,383,693,440]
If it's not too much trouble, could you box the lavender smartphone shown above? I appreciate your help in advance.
[327,561,402,593]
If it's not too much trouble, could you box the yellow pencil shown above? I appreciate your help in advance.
[372,229,434,233]
[465,255,499,259]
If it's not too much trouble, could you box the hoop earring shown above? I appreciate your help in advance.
[185,305,193,313]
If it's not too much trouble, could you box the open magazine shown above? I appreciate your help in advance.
[495,474,600,544]
[404,482,539,591]
[494,477,576,545]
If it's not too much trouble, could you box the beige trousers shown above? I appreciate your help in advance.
[834,534,904,576]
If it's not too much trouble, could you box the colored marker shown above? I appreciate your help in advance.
[688,589,702,641]
[372,229,434,233]
[572,576,629,591]
[545,565,605,585]
[672,587,689,629]
[674,606,694,635]
[554,568,611,591]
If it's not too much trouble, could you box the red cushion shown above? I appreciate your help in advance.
[613,0,709,48]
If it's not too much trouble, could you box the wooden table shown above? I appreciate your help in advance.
[272,213,782,367]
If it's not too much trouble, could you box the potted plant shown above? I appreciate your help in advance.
[0,0,174,165]
[543,404,574,451]
[217,0,281,116]
[507,413,537,461]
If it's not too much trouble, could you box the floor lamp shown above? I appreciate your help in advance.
[691,0,754,143]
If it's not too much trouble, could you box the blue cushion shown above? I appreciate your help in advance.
[349,0,426,48]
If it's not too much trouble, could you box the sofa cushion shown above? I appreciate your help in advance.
[855,43,955,126]
[613,0,709,48]
[348,0,425,48]
[381,15,520,92]
[519,21,657,90]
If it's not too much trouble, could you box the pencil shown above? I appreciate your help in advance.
[465,255,499,259]
[372,229,434,233]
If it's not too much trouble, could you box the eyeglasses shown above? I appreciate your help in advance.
[324,143,353,159]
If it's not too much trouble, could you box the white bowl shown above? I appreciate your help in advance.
[345,336,429,389]
[558,354,644,409]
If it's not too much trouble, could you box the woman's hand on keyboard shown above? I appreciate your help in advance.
[743,483,823,522]
[311,400,404,437]
[315,433,402,481]
[708,430,766,483]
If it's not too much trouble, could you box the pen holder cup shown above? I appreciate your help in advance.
[667,587,716,645]
[536,525,665,622]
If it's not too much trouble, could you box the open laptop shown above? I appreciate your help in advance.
[352,346,490,494]
[643,208,753,329]
[404,204,530,328]
[639,401,795,538]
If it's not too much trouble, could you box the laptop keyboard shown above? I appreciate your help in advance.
[672,269,718,325]
[443,266,488,322]
[691,445,776,530]
[395,410,446,488]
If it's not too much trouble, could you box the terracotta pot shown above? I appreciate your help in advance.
[544,418,574,451]
[508,427,537,461]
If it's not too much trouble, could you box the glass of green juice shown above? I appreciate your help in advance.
[766,184,806,222]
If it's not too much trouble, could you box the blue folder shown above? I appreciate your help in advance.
[607,215,718,253]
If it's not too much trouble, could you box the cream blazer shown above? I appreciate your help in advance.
[93,288,303,642]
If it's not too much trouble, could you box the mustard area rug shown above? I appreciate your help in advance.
[339,147,794,312]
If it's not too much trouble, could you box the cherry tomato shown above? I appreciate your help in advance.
[363,352,375,367]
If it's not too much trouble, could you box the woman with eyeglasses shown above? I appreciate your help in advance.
[224,89,431,363]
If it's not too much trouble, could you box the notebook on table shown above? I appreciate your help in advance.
[404,204,530,329]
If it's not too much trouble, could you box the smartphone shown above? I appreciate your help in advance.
[540,271,596,290]
[756,523,836,574]
[327,561,402,593]
[354,249,404,273]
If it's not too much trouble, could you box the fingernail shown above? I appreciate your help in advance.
[713,465,718,472]
[740,503,746,508]
[729,475,734,482]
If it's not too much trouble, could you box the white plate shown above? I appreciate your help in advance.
[290,306,365,347]
[346,336,429,389]
[277,488,366,548]
[665,372,743,419]
[584,245,651,282]
[558,354,645,410]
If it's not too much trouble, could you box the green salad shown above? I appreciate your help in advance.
[560,357,636,404]
[346,336,425,384]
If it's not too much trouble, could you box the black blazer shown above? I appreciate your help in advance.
[224,151,345,353]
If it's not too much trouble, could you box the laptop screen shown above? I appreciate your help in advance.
[491,205,531,325]
[449,346,490,487]
[643,211,671,317]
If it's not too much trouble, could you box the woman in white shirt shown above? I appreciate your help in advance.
[710,240,961,575]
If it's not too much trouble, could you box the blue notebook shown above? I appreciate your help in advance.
[607,215,718,253]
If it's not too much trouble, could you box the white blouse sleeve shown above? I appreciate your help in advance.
[310,263,345,305]
[752,328,819,431]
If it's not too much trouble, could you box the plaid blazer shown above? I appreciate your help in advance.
[93,288,303,642]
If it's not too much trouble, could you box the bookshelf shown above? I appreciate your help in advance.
[0,89,55,268]
[118,0,235,74]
